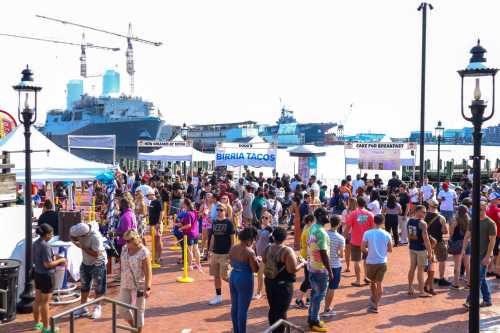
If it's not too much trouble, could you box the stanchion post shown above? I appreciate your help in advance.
[151,224,161,269]
[176,235,194,283]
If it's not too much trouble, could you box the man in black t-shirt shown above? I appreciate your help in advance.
[387,171,402,193]
[147,191,163,264]
[207,204,235,305]
[398,184,410,245]
[38,199,59,236]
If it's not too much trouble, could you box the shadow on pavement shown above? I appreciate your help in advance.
[375,307,465,330]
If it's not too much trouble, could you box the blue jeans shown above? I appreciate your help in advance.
[308,271,329,325]
[467,263,491,304]
[229,270,253,333]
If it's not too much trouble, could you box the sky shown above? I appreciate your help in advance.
[0,0,499,137]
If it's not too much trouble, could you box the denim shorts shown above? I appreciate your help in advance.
[187,237,199,246]
[80,263,107,295]
[441,210,454,224]
[328,267,342,290]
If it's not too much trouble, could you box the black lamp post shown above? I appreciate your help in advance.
[458,40,497,333]
[12,65,42,313]
[417,2,433,185]
[434,120,444,187]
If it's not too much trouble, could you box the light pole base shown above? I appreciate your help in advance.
[16,283,35,314]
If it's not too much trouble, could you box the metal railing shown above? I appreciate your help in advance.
[262,319,305,333]
[0,288,7,314]
[50,296,139,333]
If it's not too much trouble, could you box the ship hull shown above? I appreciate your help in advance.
[42,118,163,161]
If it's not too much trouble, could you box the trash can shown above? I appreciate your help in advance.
[0,259,21,323]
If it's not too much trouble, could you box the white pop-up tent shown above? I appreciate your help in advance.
[0,127,113,181]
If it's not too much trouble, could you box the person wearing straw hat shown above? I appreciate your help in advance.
[119,230,152,333]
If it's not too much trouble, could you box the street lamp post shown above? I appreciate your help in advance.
[12,65,42,313]
[417,2,433,185]
[458,40,497,333]
[434,121,444,187]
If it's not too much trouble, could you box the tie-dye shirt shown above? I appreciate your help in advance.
[307,223,330,273]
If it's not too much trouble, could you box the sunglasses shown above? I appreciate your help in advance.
[126,239,134,243]
[216,208,224,212]
[262,216,270,220]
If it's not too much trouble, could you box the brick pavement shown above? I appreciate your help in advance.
[3,233,500,333]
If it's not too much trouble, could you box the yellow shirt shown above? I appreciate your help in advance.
[300,224,311,258]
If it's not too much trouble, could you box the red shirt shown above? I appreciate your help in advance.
[486,204,500,237]
[347,208,375,246]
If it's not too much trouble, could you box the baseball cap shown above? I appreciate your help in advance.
[442,183,449,190]
[147,189,155,196]
[70,223,90,237]
[489,192,500,201]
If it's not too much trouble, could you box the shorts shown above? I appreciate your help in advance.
[410,250,427,268]
[494,237,500,257]
[34,272,54,294]
[366,263,387,283]
[351,245,367,262]
[80,263,107,295]
[328,267,342,289]
[187,237,199,246]
[440,210,454,224]
[435,240,448,262]
[209,253,230,280]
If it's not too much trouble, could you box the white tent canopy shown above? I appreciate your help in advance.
[138,145,214,162]
[287,145,327,156]
[0,127,113,182]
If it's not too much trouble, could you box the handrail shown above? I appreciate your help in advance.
[262,319,305,333]
[50,296,139,333]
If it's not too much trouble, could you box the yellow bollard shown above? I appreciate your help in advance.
[151,224,161,269]
[76,192,81,208]
[176,235,194,283]
[168,218,181,251]
[91,196,96,221]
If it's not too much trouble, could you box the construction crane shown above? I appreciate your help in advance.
[0,32,119,78]
[337,103,354,140]
[36,14,163,95]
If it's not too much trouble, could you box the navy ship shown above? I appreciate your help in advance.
[39,70,166,160]
[259,105,337,146]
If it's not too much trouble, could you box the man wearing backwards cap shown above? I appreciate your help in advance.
[437,182,457,224]
[70,222,107,320]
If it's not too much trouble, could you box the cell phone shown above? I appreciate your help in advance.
[136,290,144,298]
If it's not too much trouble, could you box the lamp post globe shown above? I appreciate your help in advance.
[434,120,444,186]
[458,40,497,333]
[12,65,42,313]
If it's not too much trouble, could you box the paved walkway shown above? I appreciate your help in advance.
[3,233,500,333]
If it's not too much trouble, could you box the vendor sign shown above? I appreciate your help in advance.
[215,142,277,168]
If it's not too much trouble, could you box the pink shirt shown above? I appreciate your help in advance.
[347,208,375,246]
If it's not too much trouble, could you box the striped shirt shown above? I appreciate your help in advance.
[327,230,345,268]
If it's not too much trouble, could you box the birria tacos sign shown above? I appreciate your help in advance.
[215,143,277,168]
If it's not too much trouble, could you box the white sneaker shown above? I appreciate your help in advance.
[208,295,222,305]
[91,305,102,319]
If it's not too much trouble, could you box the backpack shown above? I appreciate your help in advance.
[264,245,285,279]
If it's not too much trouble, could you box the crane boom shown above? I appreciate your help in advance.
[36,14,162,46]
[0,32,120,51]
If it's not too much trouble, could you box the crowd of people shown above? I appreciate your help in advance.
[31,166,500,333]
